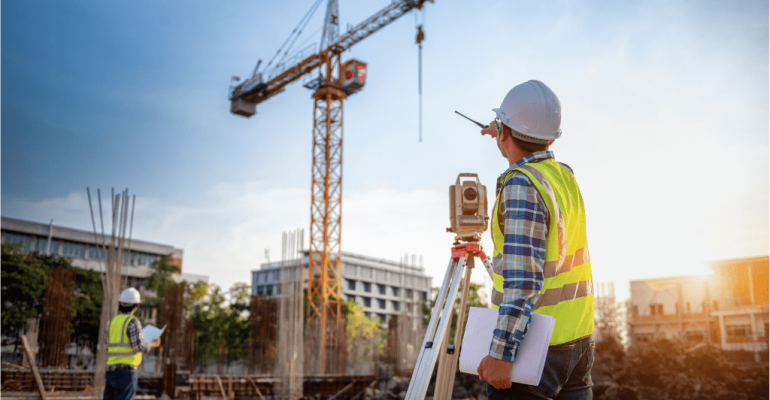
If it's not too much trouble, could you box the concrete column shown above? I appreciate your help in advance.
[750,312,758,341]
[718,314,727,350]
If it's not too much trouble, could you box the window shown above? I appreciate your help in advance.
[34,237,51,253]
[136,252,158,267]
[257,286,264,295]
[726,324,752,343]
[61,241,86,258]
[363,282,371,292]
[265,286,273,296]
[407,289,413,299]
[89,245,106,260]
[347,279,356,291]
[377,299,386,309]
[392,287,400,297]
[377,313,387,322]
[5,233,32,251]
[422,291,428,301]
[362,297,371,307]
[122,251,135,265]
[407,303,413,313]
[650,304,664,315]
[391,301,399,311]
[377,284,386,295]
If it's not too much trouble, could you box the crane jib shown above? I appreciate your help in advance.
[229,0,432,107]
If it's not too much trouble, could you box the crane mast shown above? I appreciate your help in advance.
[230,0,433,375]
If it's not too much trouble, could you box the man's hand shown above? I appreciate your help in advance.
[150,339,161,349]
[477,355,512,390]
[480,120,501,138]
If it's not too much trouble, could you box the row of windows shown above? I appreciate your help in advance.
[345,279,427,300]
[631,300,721,317]
[344,263,429,289]
[3,232,160,267]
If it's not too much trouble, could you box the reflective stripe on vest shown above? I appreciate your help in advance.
[489,158,594,346]
[107,314,142,366]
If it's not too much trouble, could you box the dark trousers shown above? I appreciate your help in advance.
[487,336,595,400]
[103,368,138,400]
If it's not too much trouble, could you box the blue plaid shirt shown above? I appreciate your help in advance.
[489,151,562,362]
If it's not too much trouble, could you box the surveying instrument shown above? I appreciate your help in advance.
[405,173,497,400]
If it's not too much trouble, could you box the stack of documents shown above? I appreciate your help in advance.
[459,307,555,386]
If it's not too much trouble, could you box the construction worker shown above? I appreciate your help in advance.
[103,288,160,400]
[476,80,594,399]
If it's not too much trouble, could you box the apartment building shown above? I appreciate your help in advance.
[253,251,432,324]
[628,256,768,357]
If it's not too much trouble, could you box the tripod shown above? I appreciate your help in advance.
[405,242,495,400]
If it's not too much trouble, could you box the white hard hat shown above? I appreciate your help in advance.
[493,80,562,143]
[119,288,141,305]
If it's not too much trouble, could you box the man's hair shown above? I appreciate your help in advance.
[504,125,550,153]
[118,302,138,313]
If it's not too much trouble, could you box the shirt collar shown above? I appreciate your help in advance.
[503,150,554,175]
[496,151,555,191]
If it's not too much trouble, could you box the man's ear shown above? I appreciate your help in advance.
[548,140,555,146]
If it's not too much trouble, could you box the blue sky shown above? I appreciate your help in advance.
[3,0,768,298]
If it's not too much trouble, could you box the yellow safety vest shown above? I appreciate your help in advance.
[490,158,594,345]
[107,314,142,366]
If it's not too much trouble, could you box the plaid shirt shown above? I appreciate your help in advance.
[489,151,561,362]
[105,312,152,371]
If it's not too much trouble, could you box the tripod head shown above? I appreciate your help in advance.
[447,173,489,245]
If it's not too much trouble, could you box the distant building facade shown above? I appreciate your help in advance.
[253,251,432,325]
[628,256,768,356]
[1,216,208,322]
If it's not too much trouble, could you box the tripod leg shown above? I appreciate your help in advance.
[405,255,467,400]
[434,256,475,400]
[408,257,456,392]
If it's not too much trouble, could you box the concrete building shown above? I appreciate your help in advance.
[628,256,768,357]
[1,216,208,321]
[253,251,432,325]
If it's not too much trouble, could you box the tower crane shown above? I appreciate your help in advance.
[229,0,434,374]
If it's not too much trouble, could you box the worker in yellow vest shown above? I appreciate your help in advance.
[103,288,160,400]
[476,80,595,399]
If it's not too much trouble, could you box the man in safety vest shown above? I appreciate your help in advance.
[476,80,595,399]
[103,288,160,400]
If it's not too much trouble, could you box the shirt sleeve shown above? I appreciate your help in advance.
[127,318,152,353]
[488,172,548,362]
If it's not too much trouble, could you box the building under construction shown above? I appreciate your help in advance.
[253,251,431,326]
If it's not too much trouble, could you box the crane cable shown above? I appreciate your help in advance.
[262,0,324,79]
[415,9,426,143]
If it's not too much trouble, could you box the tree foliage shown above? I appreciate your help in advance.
[1,243,50,338]
[423,281,488,342]
[345,298,385,353]
[189,282,251,367]
[0,243,104,349]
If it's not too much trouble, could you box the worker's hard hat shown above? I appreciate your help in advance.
[119,288,141,305]
[493,80,562,143]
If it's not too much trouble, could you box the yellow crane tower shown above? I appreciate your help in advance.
[229,0,434,374]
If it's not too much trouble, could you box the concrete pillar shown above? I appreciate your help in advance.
[718,314,727,350]
[750,312,760,363]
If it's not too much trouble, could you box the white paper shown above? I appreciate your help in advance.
[459,307,555,386]
[142,324,166,343]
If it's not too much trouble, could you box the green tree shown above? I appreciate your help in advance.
[345,298,385,354]
[70,268,104,351]
[423,281,488,342]
[146,254,181,297]
[189,283,253,369]
[1,243,104,351]
[1,243,49,338]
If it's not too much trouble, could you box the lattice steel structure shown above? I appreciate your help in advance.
[228,0,436,375]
